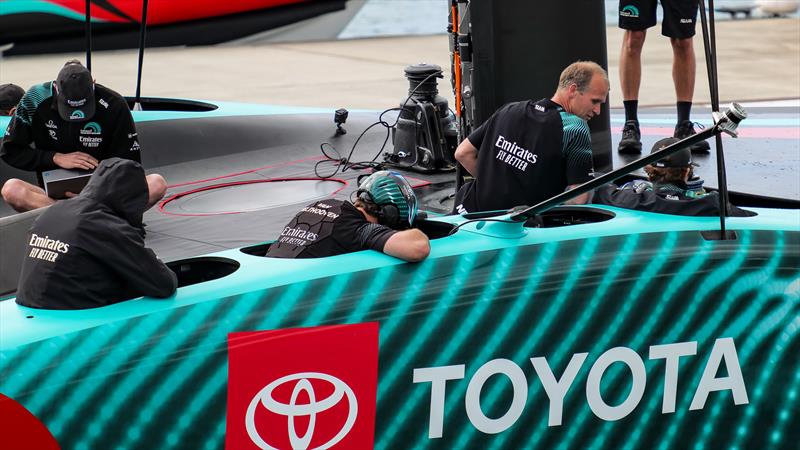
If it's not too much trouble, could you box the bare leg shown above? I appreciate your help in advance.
[671,37,696,102]
[1,178,55,212]
[620,30,647,101]
[145,173,167,210]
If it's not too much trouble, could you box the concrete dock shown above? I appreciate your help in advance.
[1,18,798,109]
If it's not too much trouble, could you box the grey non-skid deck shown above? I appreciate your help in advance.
[139,103,798,262]
[1,102,797,262]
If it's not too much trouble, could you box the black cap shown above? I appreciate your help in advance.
[650,137,697,168]
[0,83,25,113]
[55,60,95,122]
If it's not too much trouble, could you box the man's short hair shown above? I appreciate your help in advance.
[353,196,381,216]
[0,83,25,115]
[644,165,691,184]
[558,61,609,93]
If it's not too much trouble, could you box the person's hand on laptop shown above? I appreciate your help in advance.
[53,151,99,170]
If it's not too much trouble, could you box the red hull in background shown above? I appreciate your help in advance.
[0,0,344,55]
[45,0,310,25]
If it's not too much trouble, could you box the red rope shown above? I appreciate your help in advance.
[159,177,349,217]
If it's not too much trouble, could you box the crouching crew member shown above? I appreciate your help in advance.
[16,158,177,310]
[593,137,754,216]
[266,171,430,262]
[0,60,166,212]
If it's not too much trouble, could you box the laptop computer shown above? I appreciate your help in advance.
[42,168,93,199]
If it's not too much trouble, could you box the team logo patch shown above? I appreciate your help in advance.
[81,122,102,135]
[69,110,85,120]
[620,5,640,17]
[226,322,379,450]
[79,122,103,147]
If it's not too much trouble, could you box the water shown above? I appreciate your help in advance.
[339,0,799,39]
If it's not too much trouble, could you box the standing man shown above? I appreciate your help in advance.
[617,0,710,154]
[453,61,609,213]
[0,60,166,212]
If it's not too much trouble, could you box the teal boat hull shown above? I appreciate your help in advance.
[1,206,798,449]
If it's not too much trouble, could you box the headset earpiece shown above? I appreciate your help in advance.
[379,204,400,228]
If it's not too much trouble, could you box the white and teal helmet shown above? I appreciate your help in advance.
[357,170,418,229]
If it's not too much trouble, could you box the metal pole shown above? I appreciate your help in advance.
[699,0,732,238]
[134,0,149,110]
[85,0,92,71]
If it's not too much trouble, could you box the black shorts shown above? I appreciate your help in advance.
[618,0,699,39]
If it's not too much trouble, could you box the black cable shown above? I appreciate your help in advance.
[314,109,395,179]
[315,72,440,179]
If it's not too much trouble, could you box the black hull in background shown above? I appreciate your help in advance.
[0,0,345,56]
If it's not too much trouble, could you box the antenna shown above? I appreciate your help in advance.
[84,0,92,71]
[698,0,734,239]
[133,0,150,111]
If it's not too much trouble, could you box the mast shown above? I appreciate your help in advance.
[84,0,92,71]
[133,0,150,111]
[698,0,733,239]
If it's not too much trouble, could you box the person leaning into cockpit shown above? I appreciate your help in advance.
[266,171,430,262]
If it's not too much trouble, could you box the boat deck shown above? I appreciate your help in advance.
[0,101,797,267]
[138,103,799,261]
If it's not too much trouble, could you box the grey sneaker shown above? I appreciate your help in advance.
[674,120,710,152]
[618,120,642,154]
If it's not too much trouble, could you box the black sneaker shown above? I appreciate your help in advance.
[674,120,711,152]
[618,120,642,154]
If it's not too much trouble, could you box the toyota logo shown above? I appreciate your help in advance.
[245,372,358,450]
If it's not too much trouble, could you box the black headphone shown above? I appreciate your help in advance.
[356,189,402,229]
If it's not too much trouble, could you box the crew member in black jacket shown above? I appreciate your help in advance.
[16,158,177,309]
[453,61,609,213]
[593,137,754,217]
[0,60,166,212]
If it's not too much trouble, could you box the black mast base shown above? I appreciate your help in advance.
[701,230,738,241]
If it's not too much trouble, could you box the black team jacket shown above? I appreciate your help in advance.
[0,82,141,173]
[593,182,755,217]
[16,158,177,309]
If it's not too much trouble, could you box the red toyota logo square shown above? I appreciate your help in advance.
[226,322,379,450]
